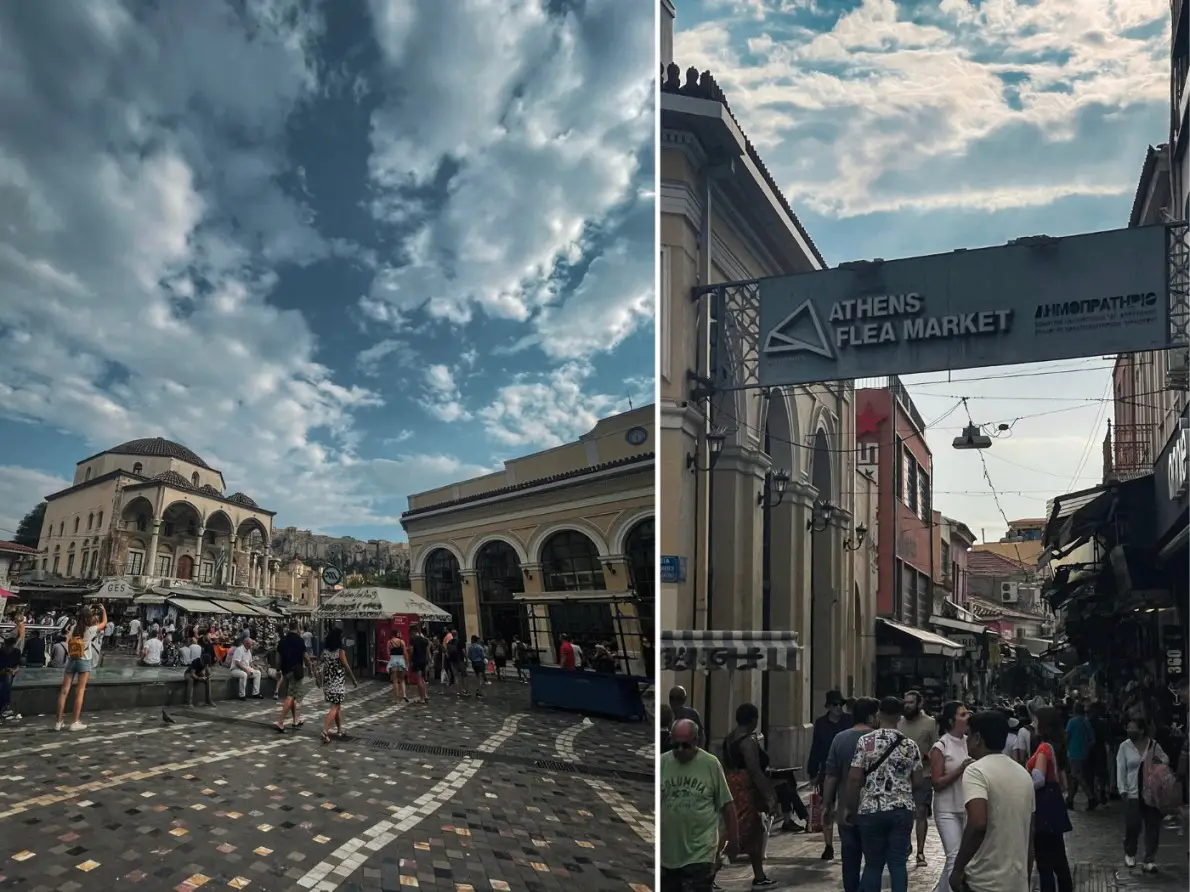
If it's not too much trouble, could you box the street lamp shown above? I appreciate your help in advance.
[843,523,869,551]
[758,468,790,508]
[686,427,727,473]
[806,499,835,533]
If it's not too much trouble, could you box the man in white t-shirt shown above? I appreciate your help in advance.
[951,710,1035,892]
[128,617,142,649]
[140,630,164,666]
[229,639,263,700]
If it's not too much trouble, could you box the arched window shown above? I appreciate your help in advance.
[66,543,76,577]
[87,513,94,531]
[132,462,143,475]
[475,541,526,643]
[57,521,64,536]
[424,549,465,634]
[73,517,79,534]
[136,514,148,532]
[191,472,200,487]
[540,530,606,592]
[96,511,103,529]
[84,467,92,482]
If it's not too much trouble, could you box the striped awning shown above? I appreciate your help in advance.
[660,630,802,672]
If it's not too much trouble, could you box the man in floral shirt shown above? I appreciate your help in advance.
[842,696,923,892]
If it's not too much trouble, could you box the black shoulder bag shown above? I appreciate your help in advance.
[864,732,906,778]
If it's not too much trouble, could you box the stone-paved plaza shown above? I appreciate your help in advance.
[0,679,655,891]
[716,796,1189,892]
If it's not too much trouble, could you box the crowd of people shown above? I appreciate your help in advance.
[661,681,1190,892]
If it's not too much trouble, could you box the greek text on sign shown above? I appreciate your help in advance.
[319,600,383,617]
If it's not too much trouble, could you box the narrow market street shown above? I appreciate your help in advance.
[714,797,1189,892]
[0,679,654,892]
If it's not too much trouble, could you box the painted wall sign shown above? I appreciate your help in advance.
[758,226,1170,386]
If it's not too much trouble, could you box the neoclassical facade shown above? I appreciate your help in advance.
[659,0,868,763]
[36,438,278,595]
[402,407,655,666]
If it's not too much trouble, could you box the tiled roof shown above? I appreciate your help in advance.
[197,484,222,497]
[107,437,211,469]
[968,549,1033,576]
[227,492,259,508]
[0,540,39,555]
[967,596,1046,621]
[661,63,827,269]
[402,452,654,519]
[152,470,193,490]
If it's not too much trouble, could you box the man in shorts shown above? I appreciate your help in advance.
[466,635,486,699]
[273,621,311,732]
[408,624,430,704]
[898,690,938,866]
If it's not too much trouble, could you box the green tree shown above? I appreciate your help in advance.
[13,502,46,548]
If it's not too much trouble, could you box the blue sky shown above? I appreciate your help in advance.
[677,0,1170,537]
[0,0,655,541]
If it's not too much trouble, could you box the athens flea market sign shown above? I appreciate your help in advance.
[758,225,1170,386]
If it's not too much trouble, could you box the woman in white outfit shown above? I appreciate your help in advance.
[929,701,973,892]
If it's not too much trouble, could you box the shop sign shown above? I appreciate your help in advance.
[318,600,384,618]
[1164,625,1185,689]
[660,556,686,584]
[1155,405,1190,539]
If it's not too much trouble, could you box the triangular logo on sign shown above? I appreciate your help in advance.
[763,299,834,359]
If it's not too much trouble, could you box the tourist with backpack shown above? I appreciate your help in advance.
[54,604,107,732]
[1116,715,1174,873]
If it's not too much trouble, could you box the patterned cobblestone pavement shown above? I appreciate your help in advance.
[0,679,654,891]
[716,794,1188,892]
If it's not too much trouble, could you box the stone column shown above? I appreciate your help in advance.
[145,520,162,582]
[226,536,237,586]
[461,570,480,638]
[829,508,856,697]
[194,527,205,581]
[263,549,273,596]
[707,445,768,750]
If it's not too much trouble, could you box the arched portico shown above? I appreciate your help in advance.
[526,521,610,564]
[412,541,466,577]
[464,534,528,570]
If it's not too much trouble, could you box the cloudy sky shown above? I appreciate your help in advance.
[0,0,655,542]
[676,0,1169,538]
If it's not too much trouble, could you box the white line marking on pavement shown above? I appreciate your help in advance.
[553,717,654,844]
[243,681,393,723]
[295,713,526,892]
[0,722,210,759]
[0,735,297,820]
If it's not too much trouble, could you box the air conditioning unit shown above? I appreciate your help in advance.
[1167,346,1189,391]
[1000,582,1019,604]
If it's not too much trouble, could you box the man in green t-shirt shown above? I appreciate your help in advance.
[660,719,738,891]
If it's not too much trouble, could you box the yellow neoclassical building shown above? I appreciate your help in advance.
[36,438,278,595]
[402,407,655,667]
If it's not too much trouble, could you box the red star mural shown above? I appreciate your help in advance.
[856,402,886,439]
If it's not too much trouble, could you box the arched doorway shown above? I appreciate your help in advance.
[474,540,526,644]
[424,548,465,636]
[625,518,655,642]
[177,555,194,580]
[539,530,613,656]
[810,428,835,709]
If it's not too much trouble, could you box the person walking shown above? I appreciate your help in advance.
[949,710,1036,892]
[843,696,921,892]
[387,627,409,703]
[274,621,312,732]
[466,635,486,699]
[408,624,430,704]
[660,718,739,892]
[1064,703,1094,809]
[1117,715,1169,873]
[899,690,939,867]
[822,697,879,892]
[929,701,973,892]
[317,627,357,743]
[1028,707,1074,892]
[808,690,853,860]
[54,604,107,732]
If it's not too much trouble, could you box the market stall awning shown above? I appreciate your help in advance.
[316,587,452,623]
[928,615,986,635]
[168,597,229,615]
[1039,662,1062,677]
[877,618,962,657]
[209,599,263,617]
[660,630,802,672]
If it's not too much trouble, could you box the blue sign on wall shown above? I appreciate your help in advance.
[660,555,687,584]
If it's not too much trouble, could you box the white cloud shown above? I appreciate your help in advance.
[478,362,636,450]
[363,0,655,356]
[675,0,1166,215]
[419,364,471,423]
[0,2,488,533]
[0,466,72,540]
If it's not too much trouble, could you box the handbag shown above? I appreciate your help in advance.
[1033,744,1072,834]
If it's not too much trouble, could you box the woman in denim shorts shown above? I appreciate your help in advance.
[55,604,107,732]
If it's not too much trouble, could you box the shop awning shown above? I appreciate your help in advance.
[168,597,229,615]
[928,615,986,635]
[134,593,166,605]
[316,587,452,623]
[878,618,962,657]
[659,630,802,671]
[1039,662,1062,678]
[1043,484,1118,554]
[209,599,262,617]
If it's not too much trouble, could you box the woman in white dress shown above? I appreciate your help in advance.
[929,701,973,892]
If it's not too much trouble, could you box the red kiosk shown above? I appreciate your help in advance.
[375,612,418,675]
[315,587,452,678]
